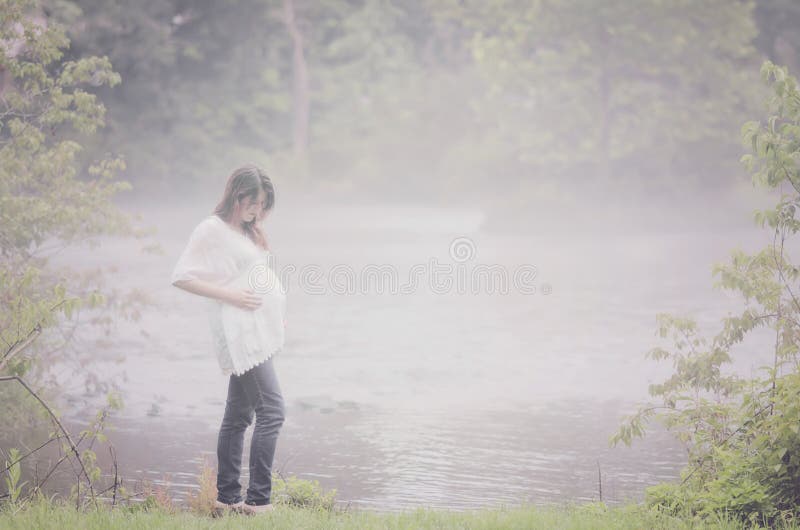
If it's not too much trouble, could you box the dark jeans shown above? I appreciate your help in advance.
[216,356,285,506]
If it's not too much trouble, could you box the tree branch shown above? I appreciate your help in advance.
[0,434,63,475]
[0,376,96,506]
[1,298,67,372]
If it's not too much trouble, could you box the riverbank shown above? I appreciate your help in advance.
[0,499,792,530]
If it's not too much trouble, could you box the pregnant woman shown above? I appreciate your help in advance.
[170,164,287,516]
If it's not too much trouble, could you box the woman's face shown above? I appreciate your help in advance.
[257,203,271,222]
[238,187,266,223]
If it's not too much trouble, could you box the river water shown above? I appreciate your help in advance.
[48,196,778,512]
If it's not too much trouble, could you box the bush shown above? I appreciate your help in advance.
[613,60,800,525]
[272,474,338,511]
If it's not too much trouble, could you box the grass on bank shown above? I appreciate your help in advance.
[2,498,800,530]
[3,459,798,529]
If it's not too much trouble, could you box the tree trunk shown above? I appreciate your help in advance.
[282,0,309,157]
[598,27,612,188]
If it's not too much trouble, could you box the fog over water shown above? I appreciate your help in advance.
[45,188,782,512]
[5,0,800,516]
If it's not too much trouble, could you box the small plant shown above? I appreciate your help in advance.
[3,448,26,505]
[272,473,337,511]
[126,477,177,514]
[187,457,218,517]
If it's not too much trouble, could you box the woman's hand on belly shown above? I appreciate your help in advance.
[223,288,263,311]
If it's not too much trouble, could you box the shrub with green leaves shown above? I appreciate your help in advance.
[272,474,338,511]
[1,0,153,505]
[613,60,800,525]
[0,0,137,383]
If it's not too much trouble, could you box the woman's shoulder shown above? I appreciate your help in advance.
[199,214,224,230]
[186,214,222,241]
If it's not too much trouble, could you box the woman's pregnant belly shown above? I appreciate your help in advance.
[220,256,286,357]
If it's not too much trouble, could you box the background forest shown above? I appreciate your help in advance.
[12,0,799,226]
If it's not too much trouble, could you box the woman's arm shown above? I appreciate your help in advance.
[172,278,231,301]
[173,279,262,311]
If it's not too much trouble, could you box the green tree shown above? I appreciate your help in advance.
[1,0,152,502]
[447,0,764,201]
[50,0,294,194]
[613,60,800,524]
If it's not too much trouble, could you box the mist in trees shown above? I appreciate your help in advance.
[24,0,796,230]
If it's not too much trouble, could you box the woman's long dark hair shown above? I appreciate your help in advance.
[213,164,275,251]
